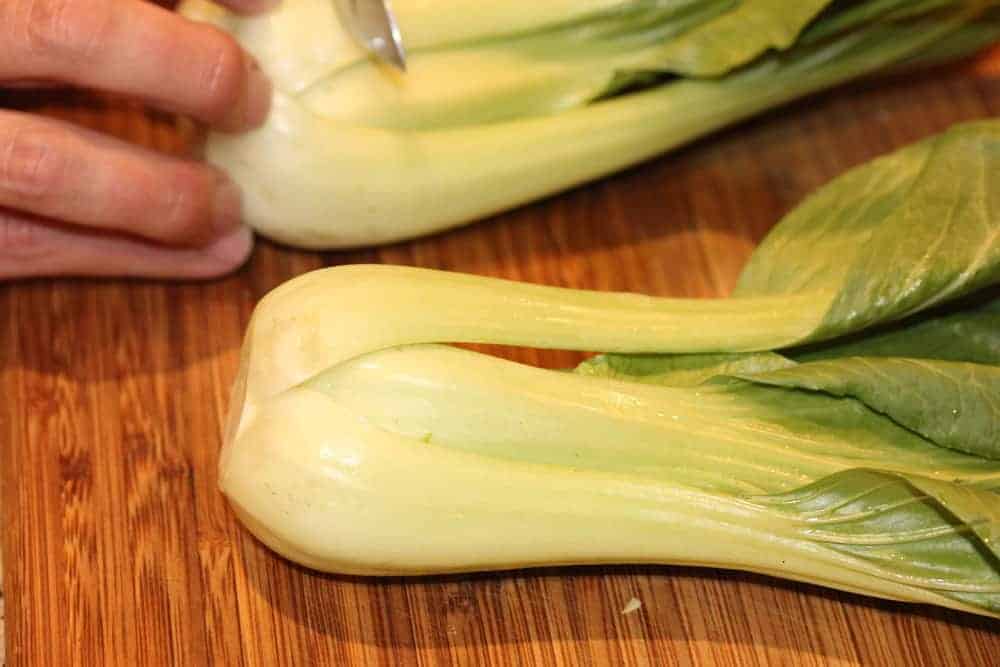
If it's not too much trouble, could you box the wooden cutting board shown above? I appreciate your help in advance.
[2,58,1000,666]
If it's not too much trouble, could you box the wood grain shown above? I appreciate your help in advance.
[3,60,1000,667]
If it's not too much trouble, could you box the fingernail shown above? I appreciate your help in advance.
[206,226,255,276]
[213,178,244,235]
[242,58,272,128]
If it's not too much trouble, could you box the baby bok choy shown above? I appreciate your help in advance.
[222,121,1000,617]
[178,0,1000,249]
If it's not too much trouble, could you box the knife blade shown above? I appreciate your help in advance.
[332,0,407,72]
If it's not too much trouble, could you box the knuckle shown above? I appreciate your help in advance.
[198,29,246,122]
[0,125,66,198]
[0,212,52,261]
[21,0,114,62]
[157,167,214,241]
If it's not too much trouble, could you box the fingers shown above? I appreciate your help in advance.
[0,110,243,245]
[1,0,271,131]
[0,210,254,279]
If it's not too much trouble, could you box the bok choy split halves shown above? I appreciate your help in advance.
[222,121,1000,618]
[180,0,1000,248]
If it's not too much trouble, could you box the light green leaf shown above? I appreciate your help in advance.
[755,468,1000,614]
[735,120,1000,343]
[651,0,835,76]
[575,351,794,386]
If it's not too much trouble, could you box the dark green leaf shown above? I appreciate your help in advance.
[794,295,1000,365]
[739,358,1000,460]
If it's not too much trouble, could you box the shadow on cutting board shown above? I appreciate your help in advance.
[242,543,999,661]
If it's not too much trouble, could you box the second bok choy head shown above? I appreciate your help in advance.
[220,121,1000,618]
[179,0,1000,248]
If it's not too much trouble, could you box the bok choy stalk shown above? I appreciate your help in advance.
[222,121,1000,617]
[179,0,1000,249]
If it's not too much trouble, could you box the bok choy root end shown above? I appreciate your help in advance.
[220,121,1000,618]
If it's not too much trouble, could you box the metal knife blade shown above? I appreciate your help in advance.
[333,0,407,71]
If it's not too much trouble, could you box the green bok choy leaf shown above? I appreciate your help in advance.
[221,121,1000,617]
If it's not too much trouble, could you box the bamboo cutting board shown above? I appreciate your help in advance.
[2,58,1000,666]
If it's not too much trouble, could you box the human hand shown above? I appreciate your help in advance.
[0,0,277,280]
